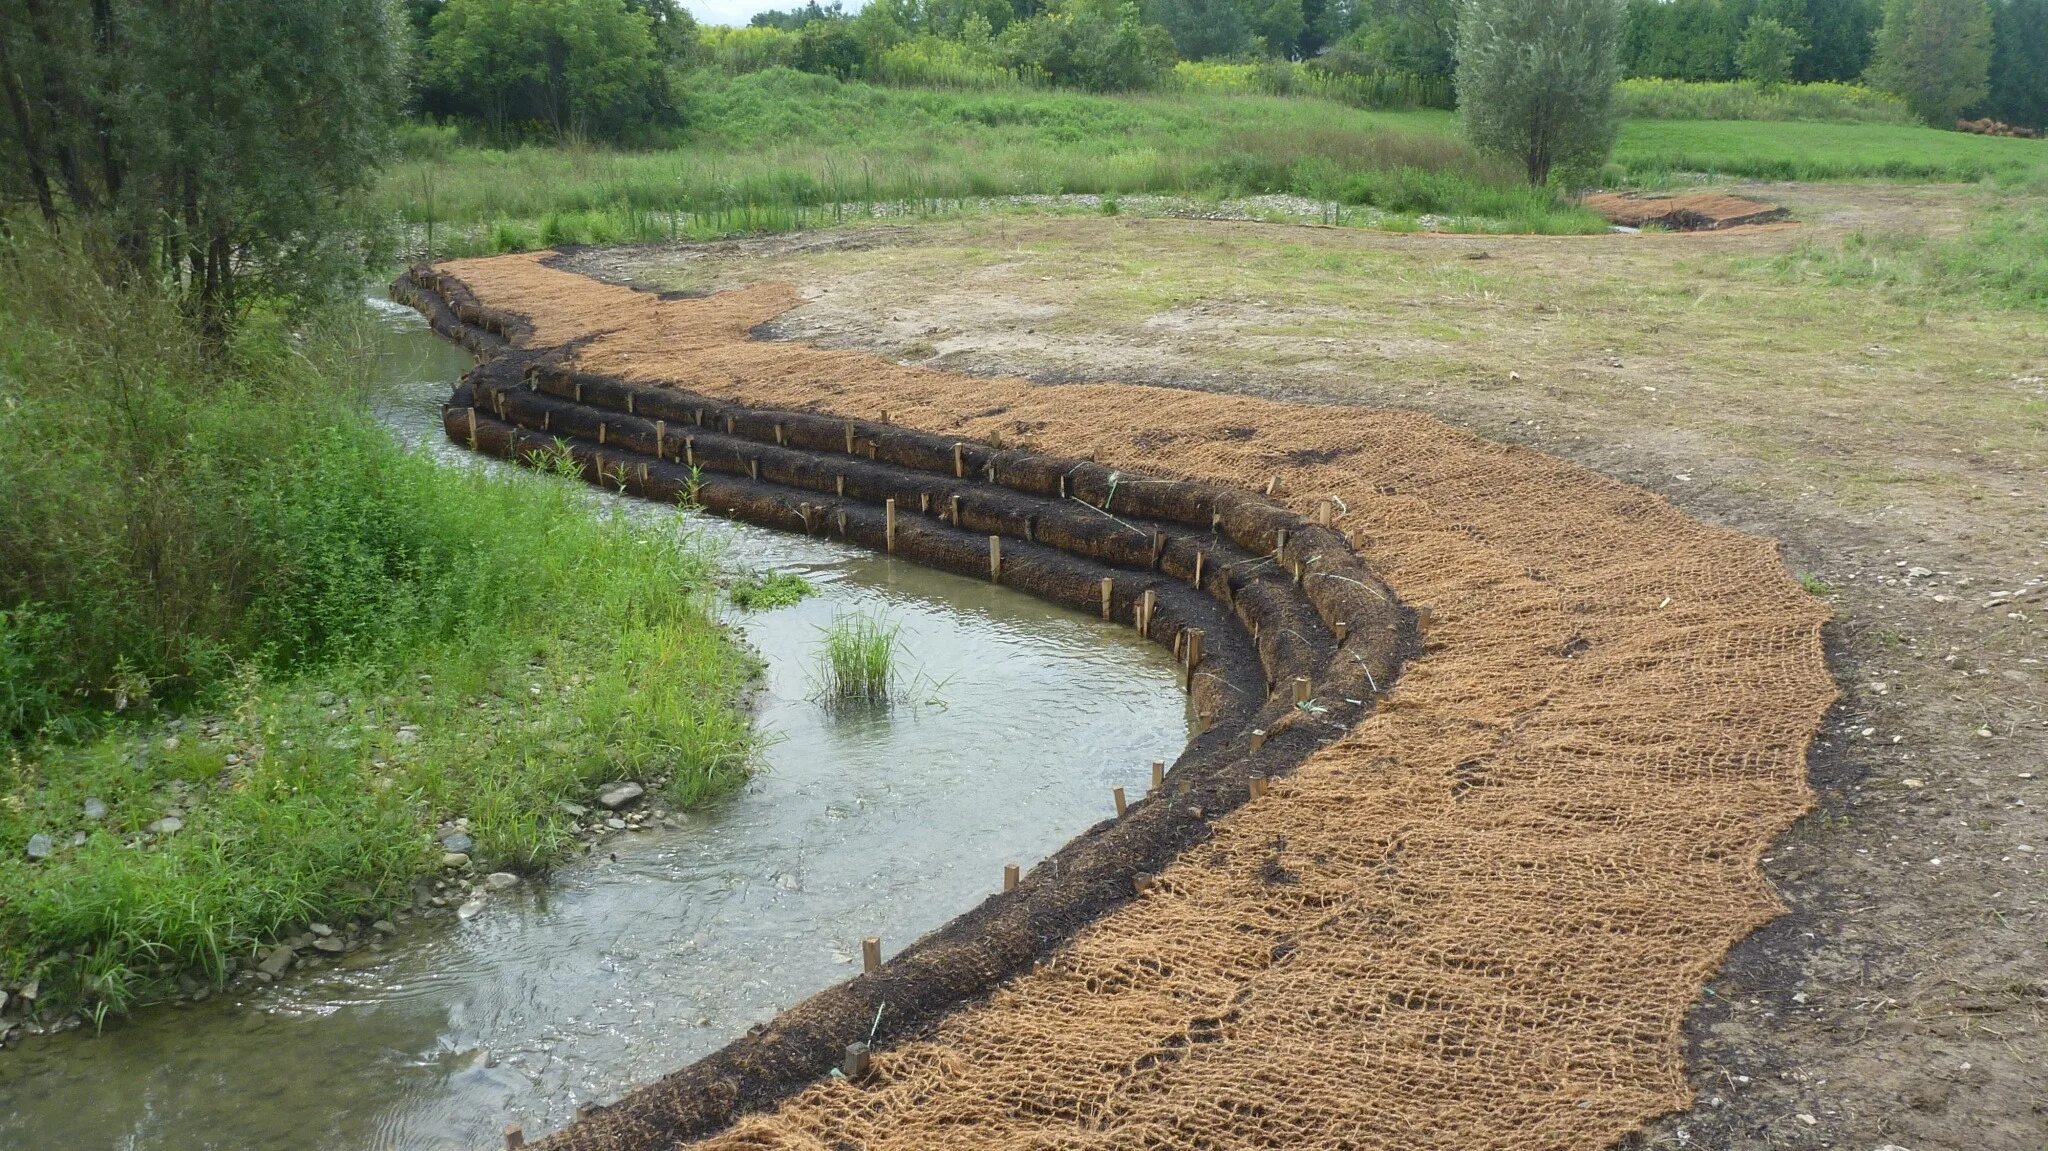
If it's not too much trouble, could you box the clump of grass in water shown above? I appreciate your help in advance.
[818,612,899,705]
[728,570,814,610]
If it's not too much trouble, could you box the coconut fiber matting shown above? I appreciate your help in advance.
[426,251,1835,1151]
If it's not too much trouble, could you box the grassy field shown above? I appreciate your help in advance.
[379,71,2048,256]
[381,70,1602,253]
[0,232,754,1018]
[1612,118,2048,184]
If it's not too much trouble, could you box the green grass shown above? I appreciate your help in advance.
[817,612,899,705]
[728,570,816,610]
[380,70,1603,253]
[0,228,754,1019]
[1612,118,2048,184]
[1757,196,2048,309]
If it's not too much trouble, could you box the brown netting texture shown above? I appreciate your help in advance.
[439,252,1836,1151]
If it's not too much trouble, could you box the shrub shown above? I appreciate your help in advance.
[1616,78,1915,123]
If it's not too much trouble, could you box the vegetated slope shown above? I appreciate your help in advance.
[436,252,1835,1151]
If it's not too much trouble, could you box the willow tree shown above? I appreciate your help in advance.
[0,0,404,331]
[1456,0,1626,186]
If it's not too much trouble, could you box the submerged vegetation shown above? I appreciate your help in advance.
[817,612,901,705]
[0,229,752,1016]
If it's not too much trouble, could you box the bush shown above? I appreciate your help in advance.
[1617,78,1915,123]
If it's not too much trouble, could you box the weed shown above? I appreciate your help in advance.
[729,571,816,610]
[817,612,899,705]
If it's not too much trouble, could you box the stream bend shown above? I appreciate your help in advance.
[393,263,1413,1148]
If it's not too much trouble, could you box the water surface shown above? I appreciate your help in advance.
[0,298,1189,1150]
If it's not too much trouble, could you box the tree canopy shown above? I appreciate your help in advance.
[1866,0,1993,124]
[1457,0,1626,185]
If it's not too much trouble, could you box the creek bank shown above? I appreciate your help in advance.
[393,261,1413,1147]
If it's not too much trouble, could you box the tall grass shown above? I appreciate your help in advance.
[818,613,898,705]
[376,70,1601,253]
[0,226,753,1016]
[1617,79,1914,125]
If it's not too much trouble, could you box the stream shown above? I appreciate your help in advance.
[0,298,1191,1150]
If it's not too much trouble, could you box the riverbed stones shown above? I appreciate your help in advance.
[457,898,486,920]
[372,919,398,936]
[82,797,108,821]
[557,801,588,818]
[440,830,475,854]
[258,946,294,977]
[605,818,627,831]
[483,872,520,891]
[598,782,644,810]
[441,851,471,870]
[24,834,53,861]
[146,816,183,835]
[312,937,346,954]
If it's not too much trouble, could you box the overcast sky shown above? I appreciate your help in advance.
[684,0,800,27]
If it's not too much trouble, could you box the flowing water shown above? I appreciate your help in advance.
[0,299,1189,1150]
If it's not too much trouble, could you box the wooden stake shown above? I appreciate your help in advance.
[598,423,606,445]
[1113,787,1127,817]
[836,474,845,497]
[1193,551,1204,588]
[684,437,695,467]
[1265,475,1278,496]
[842,1042,871,1079]
[1250,729,1267,752]
[844,419,855,452]
[1058,475,1067,499]
[774,422,785,445]
[1100,577,1113,620]
[625,392,634,415]
[1186,628,1204,671]
[950,494,962,524]
[1334,621,1349,643]
[574,381,583,402]
[862,937,881,974]
[1293,676,1311,704]
[655,420,666,458]
[1151,531,1165,569]
[837,509,847,536]
[749,458,759,481]
[919,492,931,514]
[1003,863,1019,893]
[1317,499,1333,525]
[1151,760,1165,789]
[466,407,477,449]
[953,443,965,478]
[989,535,1001,583]
[884,499,896,553]
[694,408,703,427]
[880,409,889,424]
[542,411,550,432]
[1249,774,1268,799]
[725,414,735,435]
[503,1124,526,1149]
[1138,589,1156,636]
[1275,528,1288,555]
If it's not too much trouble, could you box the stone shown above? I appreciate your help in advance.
[146,816,183,835]
[456,898,485,920]
[257,947,295,977]
[82,797,108,822]
[557,801,588,818]
[483,872,519,891]
[393,725,421,745]
[441,852,471,870]
[308,922,334,937]
[440,831,474,854]
[24,835,54,861]
[312,938,346,954]
[597,782,645,810]
[371,920,399,936]
[605,818,627,831]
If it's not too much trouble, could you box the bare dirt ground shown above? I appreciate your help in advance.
[557,180,2046,1151]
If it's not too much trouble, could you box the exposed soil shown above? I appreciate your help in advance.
[541,182,2046,1151]
[427,238,1838,1151]
[1583,191,1790,231]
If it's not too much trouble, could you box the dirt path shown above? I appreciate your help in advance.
[432,240,1840,1151]
[543,181,2045,1151]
